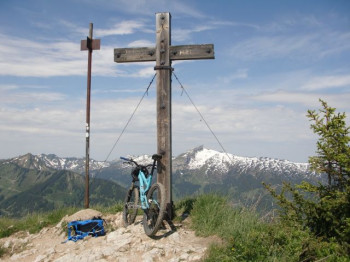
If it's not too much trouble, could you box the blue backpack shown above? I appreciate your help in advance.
[67,218,105,242]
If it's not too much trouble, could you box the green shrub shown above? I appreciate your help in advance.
[265,100,350,252]
[188,194,349,261]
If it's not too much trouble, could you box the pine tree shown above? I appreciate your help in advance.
[307,99,350,190]
[264,99,350,247]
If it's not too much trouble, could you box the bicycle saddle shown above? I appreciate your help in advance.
[152,154,162,160]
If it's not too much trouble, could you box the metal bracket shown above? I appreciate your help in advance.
[154,66,174,71]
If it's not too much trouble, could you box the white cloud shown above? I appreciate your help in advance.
[217,69,248,83]
[1,91,66,104]
[58,20,87,36]
[92,88,147,95]
[252,91,350,110]
[0,89,316,161]
[173,25,214,42]
[302,74,350,90]
[0,106,85,158]
[0,84,19,91]
[0,107,84,135]
[230,34,318,60]
[130,67,155,78]
[0,84,66,105]
[0,32,123,77]
[210,20,259,30]
[57,18,148,38]
[96,20,146,37]
[230,31,350,61]
[256,15,323,33]
[128,40,154,48]
[78,0,206,19]
[0,26,159,78]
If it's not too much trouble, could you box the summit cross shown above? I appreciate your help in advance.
[114,12,214,219]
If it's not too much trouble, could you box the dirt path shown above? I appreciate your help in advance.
[0,210,217,261]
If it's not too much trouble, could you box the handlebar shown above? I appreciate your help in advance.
[120,157,139,167]
[120,155,160,169]
[121,154,162,177]
[120,156,150,167]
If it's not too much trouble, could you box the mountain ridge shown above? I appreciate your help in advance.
[1,146,323,214]
[1,153,109,174]
[2,145,315,178]
[0,161,126,217]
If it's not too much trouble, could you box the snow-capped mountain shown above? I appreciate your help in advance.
[1,146,318,181]
[170,146,323,210]
[173,145,318,181]
[0,146,324,211]
[2,153,109,174]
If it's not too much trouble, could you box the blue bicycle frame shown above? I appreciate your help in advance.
[138,169,152,209]
[121,155,162,213]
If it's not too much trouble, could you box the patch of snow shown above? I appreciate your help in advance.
[188,148,219,169]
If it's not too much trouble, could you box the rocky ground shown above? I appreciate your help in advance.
[0,209,218,261]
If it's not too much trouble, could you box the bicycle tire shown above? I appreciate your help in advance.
[123,186,139,227]
[142,182,166,237]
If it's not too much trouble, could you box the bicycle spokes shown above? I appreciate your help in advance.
[123,187,139,227]
[126,202,141,209]
[142,183,166,237]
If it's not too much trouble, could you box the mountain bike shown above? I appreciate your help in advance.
[120,154,166,237]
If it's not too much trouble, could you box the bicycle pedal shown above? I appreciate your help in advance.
[127,203,141,209]
[159,222,166,230]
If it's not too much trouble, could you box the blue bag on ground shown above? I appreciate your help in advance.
[67,218,105,242]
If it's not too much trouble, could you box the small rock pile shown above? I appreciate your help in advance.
[0,210,216,261]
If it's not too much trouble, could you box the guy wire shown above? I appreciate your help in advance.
[93,73,157,177]
[172,72,234,164]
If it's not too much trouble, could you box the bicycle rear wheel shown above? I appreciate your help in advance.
[123,186,139,227]
[142,182,166,237]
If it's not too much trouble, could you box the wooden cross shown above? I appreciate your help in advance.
[81,23,100,208]
[114,13,214,219]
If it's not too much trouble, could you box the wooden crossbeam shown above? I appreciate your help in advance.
[114,44,214,63]
[114,47,155,62]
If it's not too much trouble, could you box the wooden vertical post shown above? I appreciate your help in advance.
[155,13,173,218]
[85,23,93,209]
[81,23,100,209]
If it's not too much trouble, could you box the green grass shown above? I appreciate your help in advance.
[180,194,349,262]
[0,206,80,238]
[91,201,124,214]
[0,246,6,257]
[1,195,349,261]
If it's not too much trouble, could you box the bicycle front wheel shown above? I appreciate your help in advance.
[123,186,139,227]
[142,182,166,237]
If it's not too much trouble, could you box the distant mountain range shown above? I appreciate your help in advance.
[3,153,109,173]
[0,146,324,216]
[0,155,126,217]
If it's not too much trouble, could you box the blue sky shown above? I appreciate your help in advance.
[0,0,349,162]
